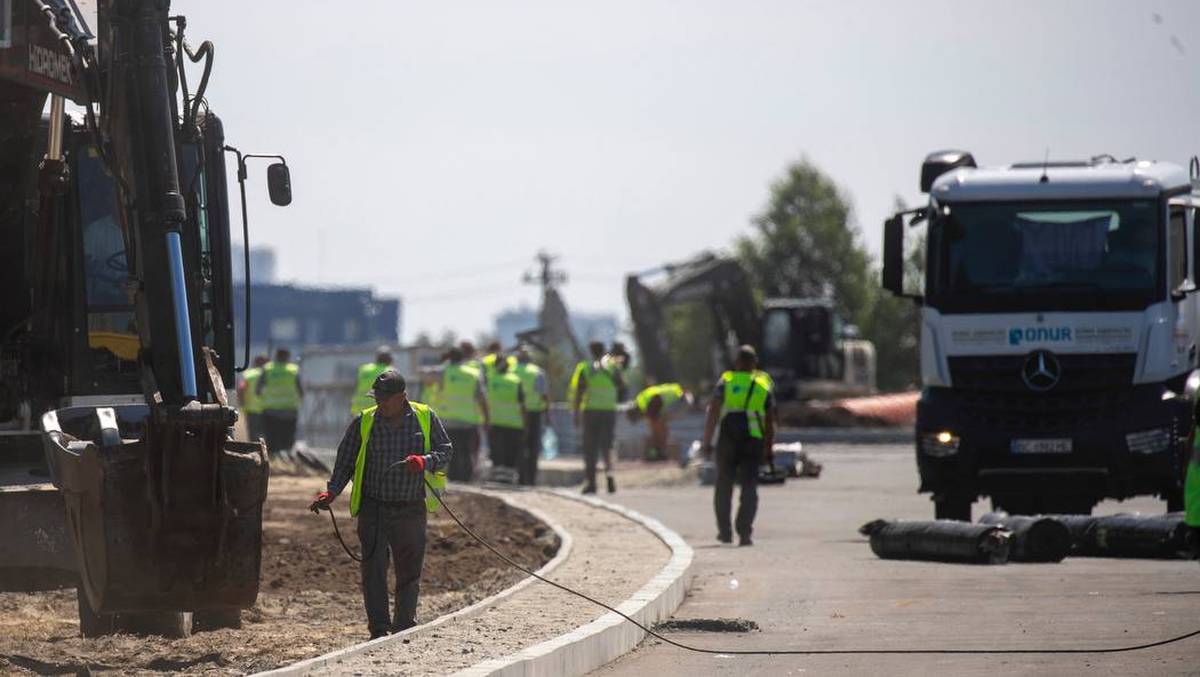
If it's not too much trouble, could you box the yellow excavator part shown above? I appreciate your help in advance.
[88,331,140,361]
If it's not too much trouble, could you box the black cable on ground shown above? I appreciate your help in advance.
[322,476,1200,656]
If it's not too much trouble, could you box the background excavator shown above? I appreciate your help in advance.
[0,0,289,636]
[626,252,876,400]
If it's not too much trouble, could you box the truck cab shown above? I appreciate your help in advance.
[883,151,1200,519]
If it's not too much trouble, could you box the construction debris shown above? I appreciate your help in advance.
[977,512,1070,563]
[860,519,1011,564]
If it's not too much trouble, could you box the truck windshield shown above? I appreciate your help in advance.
[929,199,1161,312]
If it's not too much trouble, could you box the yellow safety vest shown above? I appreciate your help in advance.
[487,371,524,429]
[259,362,301,411]
[349,402,446,516]
[440,363,484,425]
[514,362,547,413]
[241,367,264,414]
[636,383,684,413]
[719,370,771,439]
[571,361,617,411]
[350,362,391,416]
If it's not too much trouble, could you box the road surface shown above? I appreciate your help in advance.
[592,443,1200,676]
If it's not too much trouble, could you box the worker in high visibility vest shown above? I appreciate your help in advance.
[310,369,452,640]
[351,347,394,416]
[700,345,776,547]
[1186,428,1200,550]
[421,346,489,482]
[237,354,269,442]
[486,351,526,482]
[627,382,693,462]
[256,347,304,458]
[571,341,626,494]
[514,345,548,485]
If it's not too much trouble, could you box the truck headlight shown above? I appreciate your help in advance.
[921,430,961,457]
[1125,428,1172,455]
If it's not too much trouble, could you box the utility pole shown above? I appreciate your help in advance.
[524,250,583,369]
[523,250,568,292]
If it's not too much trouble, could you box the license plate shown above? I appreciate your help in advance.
[1011,438,1073,454]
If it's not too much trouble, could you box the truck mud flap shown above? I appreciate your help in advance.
[859,519,1011,564]
[1049,513,1192,559]
[977,512,1070,563]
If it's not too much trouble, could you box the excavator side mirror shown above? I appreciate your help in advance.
[267,163,292,206]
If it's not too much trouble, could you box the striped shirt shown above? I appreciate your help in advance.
[327,406,453,503]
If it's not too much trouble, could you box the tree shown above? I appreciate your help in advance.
[735,159,875,328]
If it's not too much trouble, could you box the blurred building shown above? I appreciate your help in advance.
[230,243,278,286]
[495,305,619,348]
[233,283,401,360]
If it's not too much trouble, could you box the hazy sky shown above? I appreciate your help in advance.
[191,0,1200,341]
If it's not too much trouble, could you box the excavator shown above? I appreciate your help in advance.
[626,252,876,400]
[0,0,288,636]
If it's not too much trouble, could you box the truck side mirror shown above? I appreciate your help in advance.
[267,163,292,206]
[882,215,904,295]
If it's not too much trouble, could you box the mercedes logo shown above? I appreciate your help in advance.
[1022,350,1061,391]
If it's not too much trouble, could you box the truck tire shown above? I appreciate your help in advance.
[933,495,972,521]
[194,608,242,630]
[76,588,115,638]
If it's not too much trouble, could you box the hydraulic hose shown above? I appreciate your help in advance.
[320,477,1200,656]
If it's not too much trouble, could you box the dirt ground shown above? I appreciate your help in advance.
[0,475,557,675]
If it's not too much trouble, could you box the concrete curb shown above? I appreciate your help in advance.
[453,490,695,677]
[252,485,574,677]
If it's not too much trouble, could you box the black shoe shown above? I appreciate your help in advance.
[582,484,597,495]
[717,533,732,544]
[739,536,753,547]
[607,476,616,494]
[369,630,389,640]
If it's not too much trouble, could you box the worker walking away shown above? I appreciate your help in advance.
[237,355,269,442]
[486,352,526,483]
[1186,427,1200,552]
[572,341,625,494]
[351,347,394,416]
[420,347,488,482]
[514,345,548,485]
[628,382,693,462]
[257,347,303,459]
[701,346,776,546]
[310,370,452,639]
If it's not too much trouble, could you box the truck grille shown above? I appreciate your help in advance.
[947,353,1137,433]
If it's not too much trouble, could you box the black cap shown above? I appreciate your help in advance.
[369,369,406,400]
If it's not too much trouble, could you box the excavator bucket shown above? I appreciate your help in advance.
[42,404,268,613]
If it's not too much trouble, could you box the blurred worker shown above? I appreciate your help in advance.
[627,382,693,462]
[237,355,269,442]
[1187,429,1200,551]
[514,346,548,485]
[700,345,776,546]
[486,352,526,481]
[572,341,625,494]
[310,370,452,639]
[459,340,483,378]
[421,347,488,481]
[351,347,394,416]
[257,347,303,458]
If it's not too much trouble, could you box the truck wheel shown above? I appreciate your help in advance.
[194,608,242,630]
[76,588,115,638]
[115,611,194,638]
[933,495,971,521]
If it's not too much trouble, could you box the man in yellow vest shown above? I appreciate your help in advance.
[514,345,548,485]
[421,347,489,481]
[237,355,269,442]
[486,351,526,482]
[310,370,452,639]
[256,347,304,458]
[627,382,693,462]
[351,347,394,416]
[700,345,776,546]
[572,341,626,494]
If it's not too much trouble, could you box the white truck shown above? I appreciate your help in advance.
[883,151,1200,519]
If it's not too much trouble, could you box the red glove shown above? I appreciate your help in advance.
[404,455,427,474]
[309,491,333,513]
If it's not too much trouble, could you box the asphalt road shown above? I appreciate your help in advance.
[592,443,1200,677]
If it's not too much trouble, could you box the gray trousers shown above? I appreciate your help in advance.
[713,420,764,539]
[581,410,616,489]
[357,498,427,635]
